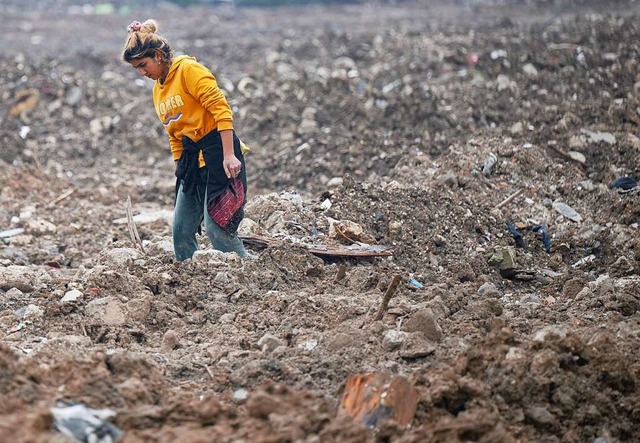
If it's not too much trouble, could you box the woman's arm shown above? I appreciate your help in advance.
[220,129,241,179]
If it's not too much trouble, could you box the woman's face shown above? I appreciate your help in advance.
[130,56,165,81]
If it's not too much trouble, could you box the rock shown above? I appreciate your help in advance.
[533,325,567,345]
[496,74,516,92]
[522,63,538,77]
[219,313,235,324]
[61,289,83,302]
[297,119,317,135]
[526,406,556,428]
[161,330,179,352]
[478,282,500,298]
[388,221,402,238]
[105,248,141,268]
[25,218,57,235]
[399,333,436,359]
[85,297,126,326]
[552,201,582,222]
[232,388,249,402]
[568,151,586,164]
[588,274,614,296]
[214,271,231,284]
[436,171,458,188]
[510,122,524,135]
[610,256,634,276]
[0,265,36,292]
[382,330,408,350]
[4,287,24,300]
[258,333,284,354]
[455,262,477,282]
[401,309,443,342]
[15,304,44,319]
[580,128,616,145]
[125,294,153,323]
[65,86,83,106]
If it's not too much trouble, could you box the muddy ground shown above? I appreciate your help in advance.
[1,0,640,441]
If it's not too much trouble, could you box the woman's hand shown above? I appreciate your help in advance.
[223,155,242,179]
[219,129,241,179]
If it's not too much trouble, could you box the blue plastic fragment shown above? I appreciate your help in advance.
[506,222,526,248]
[531,225,551,252]
[409,278,424,289]
[610,176,637,191]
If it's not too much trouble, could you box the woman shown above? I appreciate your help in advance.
[122,19,249,260]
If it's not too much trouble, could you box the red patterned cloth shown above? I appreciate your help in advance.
[207,176,245,232]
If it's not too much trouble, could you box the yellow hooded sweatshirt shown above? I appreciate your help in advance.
[153,55,233,166]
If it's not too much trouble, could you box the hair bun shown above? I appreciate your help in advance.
[140,19,158,34]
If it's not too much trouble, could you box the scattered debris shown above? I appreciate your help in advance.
[580,128,616,145]
[506,221,527,248]
[0,228,25,239]
[572,254,596,268]
[552,201,583,222]
[50,403,123,443]
[531,225,551,252]
[610,177,637,191]
[482,152,498,176]
[340,373,418,428]
[9,88,40,117]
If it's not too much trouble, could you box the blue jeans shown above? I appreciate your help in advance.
[173,170,248,261]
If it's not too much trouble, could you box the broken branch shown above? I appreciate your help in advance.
[374,275,402,321]
[125,195,145,254]
[495,189,525,209]
[47,188,76,207]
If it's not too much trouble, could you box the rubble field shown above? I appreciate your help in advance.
[1,0,639,441]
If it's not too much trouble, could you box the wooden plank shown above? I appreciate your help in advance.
[239,233,393,258]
